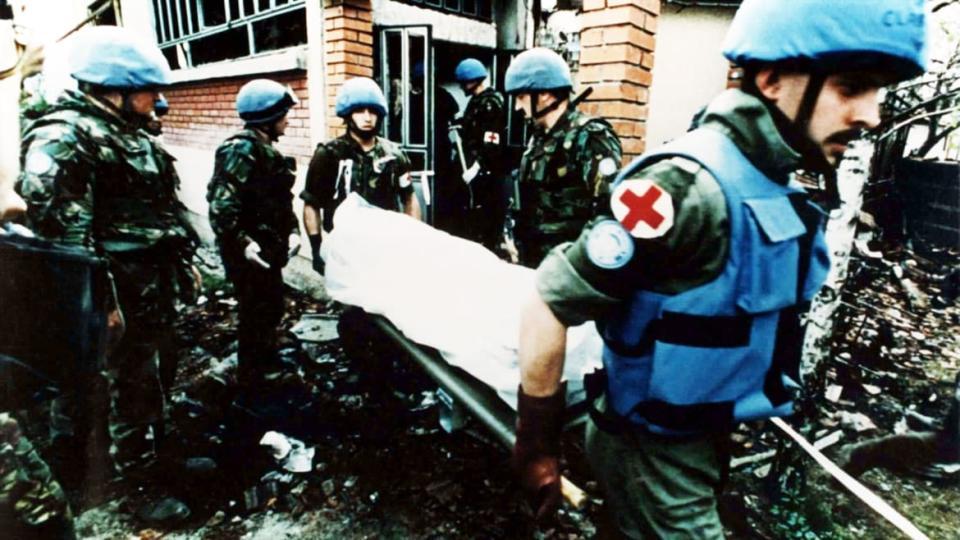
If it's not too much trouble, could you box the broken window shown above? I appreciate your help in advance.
[152,0,307,68]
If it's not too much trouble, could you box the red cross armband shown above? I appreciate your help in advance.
[610,179,675,239]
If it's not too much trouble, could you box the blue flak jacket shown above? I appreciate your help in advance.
[601,128,830,436]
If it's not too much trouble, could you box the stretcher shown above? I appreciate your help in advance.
[321,194,601,507]
[369,313,588,508]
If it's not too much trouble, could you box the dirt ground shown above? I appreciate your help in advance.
[52,243,959,539]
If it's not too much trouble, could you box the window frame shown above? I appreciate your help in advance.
[390,0,493,22]
[152,0,306,68]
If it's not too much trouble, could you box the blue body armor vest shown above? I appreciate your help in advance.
[600,128,830,435]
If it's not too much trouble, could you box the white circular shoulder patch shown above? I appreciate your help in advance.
[586,219,634,270]
[25,151,55,176]
[610,179,675,239]
[597,157,618,177]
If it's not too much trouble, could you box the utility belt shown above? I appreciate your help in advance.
[583,368,734,441]
[103,236,191,262]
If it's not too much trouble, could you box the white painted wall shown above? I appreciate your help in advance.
[372,0,497,48]
[119,0,157,40]
[306,0,328,148]
[646,6,735,148]
[167,143,310,246]
[498,0,529,51]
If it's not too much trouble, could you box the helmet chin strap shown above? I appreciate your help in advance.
[347,117,379,142]
[746,68,840,209]
[263,123,281,142]
[120,92,153,128]
[530,91,566,120]
[790,70,842,209]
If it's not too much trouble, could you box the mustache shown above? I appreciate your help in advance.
[824,128,866,147]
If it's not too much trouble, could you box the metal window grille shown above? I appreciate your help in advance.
[392,0,492,22]
[152,0,307,68]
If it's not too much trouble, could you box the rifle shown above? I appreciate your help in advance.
[569,86,594,109]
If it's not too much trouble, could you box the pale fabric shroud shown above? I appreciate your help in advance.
[322,194,603,408]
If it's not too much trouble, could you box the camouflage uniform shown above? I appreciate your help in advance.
[207,129,298,385]
[515,108,622,266]
[18,90,196,474]
[456,87,507,251]
[0,413,75,539]
[301,134,413,231]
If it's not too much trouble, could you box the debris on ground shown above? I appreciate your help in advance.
[45,239,960,539]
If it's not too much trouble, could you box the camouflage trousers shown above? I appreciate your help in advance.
[223,256,285,387]
[51,252,179,477]
[0,413,75,539]
[104,252,180,474]
[584,398,727,539]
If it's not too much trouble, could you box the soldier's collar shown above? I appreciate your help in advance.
[344,131,379,153]
[698,90,802,183]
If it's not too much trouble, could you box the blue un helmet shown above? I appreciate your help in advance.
[504,48,572,94]
[723,0,928,83]
[70,26,171,89]
[455,58,488,83]
[236,79,298,125]
[334,77,387,118]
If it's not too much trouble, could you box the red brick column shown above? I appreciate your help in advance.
[323,0,375,139]
[577,0,659,163]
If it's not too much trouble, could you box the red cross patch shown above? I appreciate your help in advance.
[611,179,675,238]
[483,131,500,144]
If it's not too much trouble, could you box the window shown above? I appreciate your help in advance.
[152,0,306,69]
[393,0,492,22]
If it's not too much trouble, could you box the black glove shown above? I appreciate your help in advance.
[308,234,324,274]
[513,384,565,521]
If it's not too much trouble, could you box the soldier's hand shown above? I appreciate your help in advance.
[18,44,44,79]
[502,236,519,264]
[0,191,26,223]
[191,264,202,292]
[288,233,302,259]
[513,385,565,521]
[105,307,125,357]
[244,241,271,269]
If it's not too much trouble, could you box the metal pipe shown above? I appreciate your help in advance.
[370,315,589,509]
[372,315,517,447]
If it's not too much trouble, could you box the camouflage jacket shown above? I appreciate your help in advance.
[0,413,72,530]
[18,92,195,252]
[459,87,506,177]
[301,134,413,232]
[18,90,195,256]
[516,108,622,265]
[207,129,298,267]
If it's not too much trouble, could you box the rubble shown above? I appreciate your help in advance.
[135,497,191,526]
[290,314,340,343]
[53,238,958,539]
[728,242,960,538]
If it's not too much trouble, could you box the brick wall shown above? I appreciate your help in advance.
[163,72,314,161]
[578,0,659,163]
[324,0,375,140]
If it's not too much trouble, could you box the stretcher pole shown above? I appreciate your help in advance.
[370,315,588,509]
